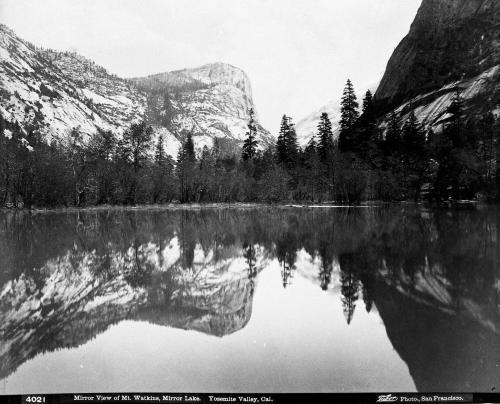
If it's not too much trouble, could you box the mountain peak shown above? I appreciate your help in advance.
[132,61,253,99]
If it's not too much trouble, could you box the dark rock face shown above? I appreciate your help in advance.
[375,0,500,113]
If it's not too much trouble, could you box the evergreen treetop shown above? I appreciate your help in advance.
[276,115,298,169]
[339,79,360,152]
[317,112,334,161]
[402,110,424,154]
[385,111,401,152]
[242,108,259,161]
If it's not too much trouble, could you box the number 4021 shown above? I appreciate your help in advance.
[25,396,46,403]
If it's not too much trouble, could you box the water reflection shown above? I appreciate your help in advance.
[0,206,500,392]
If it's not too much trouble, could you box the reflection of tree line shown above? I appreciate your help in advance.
[276,207,500,325]
[1,207,500,326]
[242,207,500,326]
[243,243,257,295]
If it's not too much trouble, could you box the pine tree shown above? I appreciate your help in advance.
[358,90,381,159]
[155,134,174,174]
[181,133,195,162]
[162,91,174,128]
[402,110,424,154]
[277,115,289,165]
[243,243,257,293]
[338,79,359,152]
[67,127,88,207]
[447,90,465,148]
[340,264,360,325]
[361,90,375,125]
[177,133,196,203]
[88,129,116,204]
[122,121,153,204]
[155,134,166,166]
[242,108,259,161]
[384,112,401,153]
[318,245,334,291]
[152,134,172,203]
[317,112,334,161]
[123,121,154,172]
[285,116,299,169]
[276,115,298,170]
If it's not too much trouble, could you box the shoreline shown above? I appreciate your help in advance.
[0,200,489,214]
[0,202,268,214]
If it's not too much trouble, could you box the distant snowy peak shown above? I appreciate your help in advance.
[295,82,377,147]
[295,100,341,147]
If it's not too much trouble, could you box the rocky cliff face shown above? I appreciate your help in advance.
[132,63,272,153]
[375,0,500,127]
[0,25,270,156]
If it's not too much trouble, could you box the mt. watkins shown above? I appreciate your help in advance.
[132,62,271,154]
[0,24,271,156]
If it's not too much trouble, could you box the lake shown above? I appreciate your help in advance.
[0,206,499,393]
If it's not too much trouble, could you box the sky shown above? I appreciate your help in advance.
[0,0,421,134]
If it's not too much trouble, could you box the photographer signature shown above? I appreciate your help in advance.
[377,394,399,402]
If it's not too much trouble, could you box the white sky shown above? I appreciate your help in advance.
[0,0,421,134]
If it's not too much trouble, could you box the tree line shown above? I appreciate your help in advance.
[1,80,500,208]
[240,80,500,203]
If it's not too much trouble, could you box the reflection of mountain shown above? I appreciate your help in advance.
[1,207,500,391]
[0,211,272,380]
[339,209,500,392]
[0,245,265,379]
[374,280,500,392]
[139,276,255,337]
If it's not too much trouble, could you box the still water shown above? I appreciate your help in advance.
[0,206,499,393]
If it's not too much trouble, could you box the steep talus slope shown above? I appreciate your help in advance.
[0,24,146,142]
[375,0,500,127]
[41,49,147,132]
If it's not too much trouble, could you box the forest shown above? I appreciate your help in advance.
[1,80,499,208]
